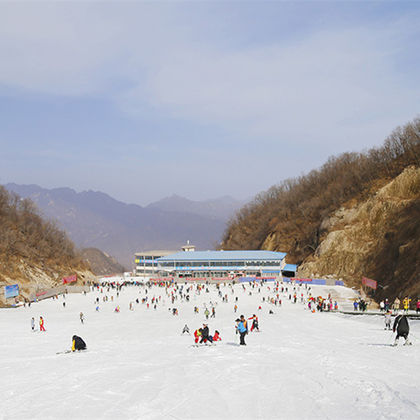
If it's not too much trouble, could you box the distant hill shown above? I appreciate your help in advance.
[147,194,245,221]
[81,248,127,276]
[4,184,237,268]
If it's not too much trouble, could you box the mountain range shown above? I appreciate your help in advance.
[5,184,245,268]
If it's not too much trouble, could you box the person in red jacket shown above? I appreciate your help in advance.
[39,316,46,332]
[213,330,222,342]
[248,314,259,332]
[194,328,202,344]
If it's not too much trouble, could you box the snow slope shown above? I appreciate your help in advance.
[1,283,420,420]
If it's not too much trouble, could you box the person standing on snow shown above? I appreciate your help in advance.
[384,311,392,330]
[248,314,259,332]
[182,324,190,334]
[31,317,35,331]
[80,312,85,324]
[403,297,411,314]
[393,311,411,346]
[236,318,247,345]
[39,316,46,332]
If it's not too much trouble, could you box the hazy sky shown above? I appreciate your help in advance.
[0,1,419,205]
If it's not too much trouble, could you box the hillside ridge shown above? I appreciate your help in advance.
[222,117,420,301]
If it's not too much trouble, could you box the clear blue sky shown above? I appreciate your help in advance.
[0,1,419,205]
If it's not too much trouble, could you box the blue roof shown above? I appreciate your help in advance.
[282,264,297,272]
[158,250,287,262]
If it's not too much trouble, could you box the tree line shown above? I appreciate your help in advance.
[0,186,85,271]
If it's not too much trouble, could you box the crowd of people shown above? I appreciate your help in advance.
[23,277,418,351]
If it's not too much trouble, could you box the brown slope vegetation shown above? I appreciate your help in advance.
[81,247,127,276]
[298,167,420,297]
[0,187,94,306]
[222,118,420,299]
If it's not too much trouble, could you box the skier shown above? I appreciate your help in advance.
[393,311,411,346]
[72,335,87,351]
[200,324,213,344]
[80,312,84,324]
[204,308,210,320]
[236,318,247,345]
[384,310,392,330]
[39,316,46,332]
[240,315,248,333]
[182,324,190,334]
[248,314,259,332]
[31,317,35,331]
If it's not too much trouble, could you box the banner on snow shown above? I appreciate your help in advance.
[362,277,377,290]
[62,274,77,284]
[5,284,19,299]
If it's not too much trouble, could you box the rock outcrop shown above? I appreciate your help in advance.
[298,166,420,299]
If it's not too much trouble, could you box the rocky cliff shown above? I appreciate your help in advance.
[222,118,420,301]
[298,166,420,299]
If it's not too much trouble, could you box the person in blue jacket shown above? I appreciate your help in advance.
[236,317,247,345]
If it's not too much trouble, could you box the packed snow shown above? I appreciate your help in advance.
[1,281,420,420]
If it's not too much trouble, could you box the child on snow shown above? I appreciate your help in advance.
[384,311,392,330]
[194,328,202,344]
[213,330,222,342]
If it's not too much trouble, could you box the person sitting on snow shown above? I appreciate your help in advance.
[194,328,202,344]
[72,335,87,352]
[213,330,222,342]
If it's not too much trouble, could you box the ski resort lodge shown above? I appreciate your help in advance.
[134,246,297,280]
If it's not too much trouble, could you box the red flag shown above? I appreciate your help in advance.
[62,274,77,284]
[362,277,377,290]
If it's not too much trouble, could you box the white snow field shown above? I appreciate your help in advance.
[1,282,420,420]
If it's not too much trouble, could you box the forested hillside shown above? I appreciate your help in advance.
[222,118,420,298]
[0,187,94,306]
[81,248,127,275]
